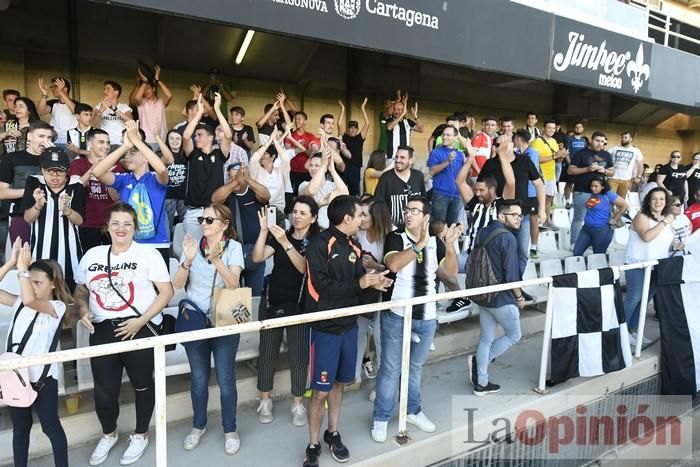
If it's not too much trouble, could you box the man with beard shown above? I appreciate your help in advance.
[69,128,124,250]
[564,121,589,208]
[374,145,426,226]
[608,131,644,198]
[0,120,55,243]
[470,116,497,180]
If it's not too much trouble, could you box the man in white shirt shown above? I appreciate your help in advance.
[36,77,77,149]
[91,81,133,149]
[608,131,643,198]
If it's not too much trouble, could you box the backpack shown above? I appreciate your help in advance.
[128,176,160,241]
[465,227,510,306]
[0,304,63,407]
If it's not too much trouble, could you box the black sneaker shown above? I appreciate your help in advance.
[446,297,472,313]
[520,291,535,305]
[467,354,477,387]
[323,430,350,463]
[303,443,321,467]
[473,382,501,397]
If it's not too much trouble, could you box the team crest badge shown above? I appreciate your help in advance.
[320,371,328,384]
[348,252,357,263]
[334,0,361,20]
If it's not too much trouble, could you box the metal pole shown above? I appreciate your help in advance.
[635,265,653,359]
[535,281,554,394]
[395,305,413,445]
[153,344,167,467]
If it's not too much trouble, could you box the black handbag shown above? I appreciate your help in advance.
[263,272,305,320]
[106,247,175,351]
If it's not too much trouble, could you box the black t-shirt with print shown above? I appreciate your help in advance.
[569,148,614,193]
[185,148,226,207]
[0,150,41,215]
[374,169,426,226]
[266,233,307,307]
[688,167,700,202]
[231,124,256,154]
[162,150,187,200]
[659,163,688,199]
[258,121,285,137]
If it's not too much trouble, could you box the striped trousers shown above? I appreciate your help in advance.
[257,324,310,397]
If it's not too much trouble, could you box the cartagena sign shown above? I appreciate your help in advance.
[550,17,652,97]
[271,0,440,29]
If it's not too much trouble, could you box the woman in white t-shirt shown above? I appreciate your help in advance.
[249,127,291,212]
[299,150,349,229]
[669,195,692,256]
[75,203,174,466]
[172,203,244,455]
[2,239,72,467]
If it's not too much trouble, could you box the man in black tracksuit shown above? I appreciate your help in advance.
[302,195,392,467]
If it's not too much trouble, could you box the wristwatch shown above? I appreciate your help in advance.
[18,270,30,279]
[285,243,294,252]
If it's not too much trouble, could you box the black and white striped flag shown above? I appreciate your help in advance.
[654,255,700,395]
[549,267,632,385]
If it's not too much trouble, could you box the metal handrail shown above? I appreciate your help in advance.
[0,261,657,467]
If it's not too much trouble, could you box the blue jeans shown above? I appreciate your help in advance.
[573,224,613,256]
[623,268,656,331]
[242,243,264,296]
[516,214,530,278]
[185,334,241,433]
[373,311,436,421]
[431,193,463,224]
[570,192,591,245]
[476,304,521,386]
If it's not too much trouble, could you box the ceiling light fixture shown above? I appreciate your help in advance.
[235,30,255,65]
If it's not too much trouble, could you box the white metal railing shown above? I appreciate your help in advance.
[0,262,656,467]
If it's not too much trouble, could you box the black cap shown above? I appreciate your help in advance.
[348,120,359,128]
[40,148,70,171]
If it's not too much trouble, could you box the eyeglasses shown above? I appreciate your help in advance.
[108,221,135,229]
[44,169,66,177]
[402,207,426,216]
[502,212,524,219]
[197,216,220,225]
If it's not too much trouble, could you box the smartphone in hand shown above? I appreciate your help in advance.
[267,206,277,228]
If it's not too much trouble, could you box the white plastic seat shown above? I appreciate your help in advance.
[539,259,563,278]
[627,192,640,208]
[550,208,571,230]
[537,230,558,255]
[612,225,630,250]
[608,250,627,286]
[587,253,608,270]
[557,227,571,252]
[522,261,547,304]
[564,256,586,274]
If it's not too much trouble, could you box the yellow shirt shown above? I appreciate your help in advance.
[530,136,558,181]
[364,168,379,195]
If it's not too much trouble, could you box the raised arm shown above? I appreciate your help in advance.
[125,121,168,185]
[154,65,173,107]
[240,166,271,204]
[411,101,424,133]
[92,141,132,186]
[495,137,516,199]
[182,95,205,156]
[337,99,346,136]
[256,100,279,129]
[277,92,292,129]
[130,69,149,106]
[456,158,475,204]
[252,210,275,263]
[359,97,370,139]
[0,238,21,307]
[303,154,329,197]
[36,78,52,116]
[17,244,60,317]
[212,92,232,155]
[327,151,349,203]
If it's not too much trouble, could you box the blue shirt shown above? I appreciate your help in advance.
[427,145,464,199]
[566,136,588,156]
[478,220,520,307]
[518,146,541,198]
[584,191,618,228]
[110,171,169,246]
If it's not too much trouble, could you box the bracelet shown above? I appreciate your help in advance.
[64,208,73,216]
[181,262,191,270]
[411,244,421,255]
[33,204,42,211]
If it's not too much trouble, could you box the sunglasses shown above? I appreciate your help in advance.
[197,216,220,225]
[672,203,682,207]
[671,155,681,159]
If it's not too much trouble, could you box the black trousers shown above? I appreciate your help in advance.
[90,321,155,434]
[257,324,310,397]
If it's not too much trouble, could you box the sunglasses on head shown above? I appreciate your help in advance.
[197,216,220,225]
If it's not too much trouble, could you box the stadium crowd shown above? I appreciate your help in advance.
[0,72,698,467]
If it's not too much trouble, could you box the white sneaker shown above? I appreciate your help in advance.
[362,360,377,380]
[183,427,206,451]
[407,411,437,433]
[257,398,274,424]
[371,420,388,443]
[120,434,148,465]
[291,402,308,427]
[89,433,119,466]
[224,432,240,455]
